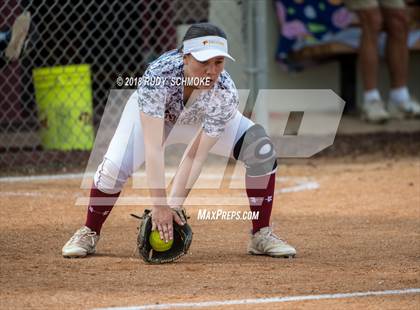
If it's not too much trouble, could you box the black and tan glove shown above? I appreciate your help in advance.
[131,208,192,264]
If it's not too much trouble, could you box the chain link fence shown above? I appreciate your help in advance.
[0,0,250,174]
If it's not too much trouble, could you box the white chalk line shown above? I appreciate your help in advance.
[0,173,319,199]
[0,173,87,182]
[0,172,315,184]
[94,288,420,310]
[276,180,319,193]
[0,191,83,199]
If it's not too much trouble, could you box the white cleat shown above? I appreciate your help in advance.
[388,99,420,119]
[360,100,390,124]
[248,227,296,258]
[62,226,99,258]
[5,11,31,61]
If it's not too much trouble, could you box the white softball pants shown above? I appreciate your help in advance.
[94,91,254,194]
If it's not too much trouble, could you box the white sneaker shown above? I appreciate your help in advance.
[361,100,390,124]
[62,226,99,258]
[5,11,31,61]
[388,99,420,119]
[248,227,296,258]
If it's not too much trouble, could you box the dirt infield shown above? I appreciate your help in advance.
[0,156,419,309]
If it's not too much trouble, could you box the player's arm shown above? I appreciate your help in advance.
[168,128,219,208]
[140,112,183,242]
[140,112,166,204]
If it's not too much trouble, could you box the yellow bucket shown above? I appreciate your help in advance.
[33,64,94,150]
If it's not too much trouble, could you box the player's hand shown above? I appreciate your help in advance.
[151,205,184,243]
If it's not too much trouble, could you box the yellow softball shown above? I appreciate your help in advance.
[149,230,174,252]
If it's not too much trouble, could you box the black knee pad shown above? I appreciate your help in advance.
[233,124,277,176]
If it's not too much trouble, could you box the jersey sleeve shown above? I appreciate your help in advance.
[137,68,167,119]
[203,87,239,138]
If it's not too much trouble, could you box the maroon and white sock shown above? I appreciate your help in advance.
[246,171,276,234]
[84,185,120,235]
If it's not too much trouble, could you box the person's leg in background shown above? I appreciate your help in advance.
[381,1,420,118]
[345,0,390,123]
[62,91,146,258]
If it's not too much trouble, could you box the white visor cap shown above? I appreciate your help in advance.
[183,35,235,62]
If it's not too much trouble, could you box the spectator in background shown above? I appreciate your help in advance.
[345,0,420,123]
[0,11,31,64]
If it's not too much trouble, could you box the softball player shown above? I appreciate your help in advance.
[62,23,296,259]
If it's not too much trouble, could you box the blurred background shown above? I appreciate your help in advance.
[1,0,419,175]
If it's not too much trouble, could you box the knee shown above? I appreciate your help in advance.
[233,124,278,176]
[385,11,409,37]
[359,11,383,34]
[94,158,128,194]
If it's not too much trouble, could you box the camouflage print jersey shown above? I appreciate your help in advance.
[137,49,239,138]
